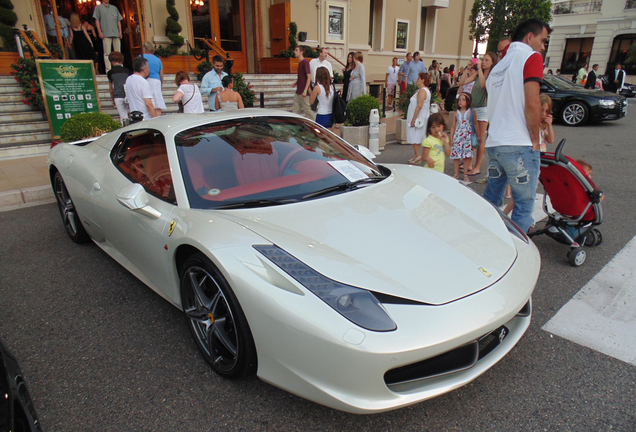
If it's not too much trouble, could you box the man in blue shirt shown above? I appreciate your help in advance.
[398,52,412,94]
[407,52,427,84]
[201,56,227,111]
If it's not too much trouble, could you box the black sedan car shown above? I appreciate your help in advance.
[540,75,627,126]
[0,339,42,432]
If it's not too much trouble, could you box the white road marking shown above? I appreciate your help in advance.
[543,235,636,366]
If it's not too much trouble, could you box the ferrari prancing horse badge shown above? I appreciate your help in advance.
[168,219,177,237]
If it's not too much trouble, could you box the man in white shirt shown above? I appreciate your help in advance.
[483,18,551,233]
[385,57,399,108]
[309,47,333,83]
[125,57,157,121]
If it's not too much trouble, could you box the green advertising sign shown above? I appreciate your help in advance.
[36,60,101,139]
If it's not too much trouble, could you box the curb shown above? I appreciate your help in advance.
[0,185,53,207]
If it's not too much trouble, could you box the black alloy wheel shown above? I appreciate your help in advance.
[53,171,89,243]
[180,253,257,379]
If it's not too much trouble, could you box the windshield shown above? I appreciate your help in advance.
[175,116,385,209]
[543,75,581,91]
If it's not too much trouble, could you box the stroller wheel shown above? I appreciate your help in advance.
[567,247,586,267]
[593,229,603,246]
[584,231,598,246]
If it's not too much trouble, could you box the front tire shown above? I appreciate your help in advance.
[53,171,89,243]
[180,253,257,379]
[561,102,589,126]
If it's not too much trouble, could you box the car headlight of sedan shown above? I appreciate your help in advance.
[599,99,617,108]
[254,245,397,332]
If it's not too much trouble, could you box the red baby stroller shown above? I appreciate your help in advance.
[528,139,604,267]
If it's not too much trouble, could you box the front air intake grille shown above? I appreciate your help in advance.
[384,326,509,386]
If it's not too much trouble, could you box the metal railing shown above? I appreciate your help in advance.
[627,0,636,9]
[553,1,602,14]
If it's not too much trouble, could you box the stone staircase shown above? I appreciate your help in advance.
[0,73,297,158]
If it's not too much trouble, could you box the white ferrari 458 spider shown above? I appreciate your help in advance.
[48,110,540,413]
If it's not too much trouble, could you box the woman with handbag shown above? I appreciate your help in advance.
[449,93,477,182]
[405,72,431,164]
[309,67,335,129]
[173,71,204,113]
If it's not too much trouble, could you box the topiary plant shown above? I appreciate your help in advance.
[60,113,120,142]
[0,0,18,52]
[333,71,343,84]
[166,0,184,48]
[279,22,298,58]
[345,94,381,126]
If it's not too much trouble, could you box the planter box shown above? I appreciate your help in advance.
[260,57,299,74]
[0,52,21,75]
[340,124,386,151]
[395,118,408,143]
[161,56,207,74]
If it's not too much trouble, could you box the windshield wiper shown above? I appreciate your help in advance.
[301,177,385,200]
[215,198,298,209]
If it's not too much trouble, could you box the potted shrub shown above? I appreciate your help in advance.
[60,113,120,142]
[339,94,386,149]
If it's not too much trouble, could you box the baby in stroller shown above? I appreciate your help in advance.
[528,139,604,267]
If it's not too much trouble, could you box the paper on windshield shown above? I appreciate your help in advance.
[328,161,367,182]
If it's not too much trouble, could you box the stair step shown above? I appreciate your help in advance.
[0,130,52,145]
[0,111,46,122]
[0,94,25,103]
[0,120,50,134]
[0,103,36,113]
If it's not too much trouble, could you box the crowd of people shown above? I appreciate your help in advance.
[106,47,245,125]
[391,18,606,235]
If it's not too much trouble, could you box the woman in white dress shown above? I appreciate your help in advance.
[405,72,431,164]
[346,52,366,102]
[215,75,244,111]
[172,71,204,113]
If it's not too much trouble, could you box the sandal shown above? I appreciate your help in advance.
[409,156,422,164]
[453,174,459,179]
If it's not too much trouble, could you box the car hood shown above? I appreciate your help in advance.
[219,165,518,305]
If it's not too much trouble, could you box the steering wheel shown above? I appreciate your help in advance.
[279,147,306,176]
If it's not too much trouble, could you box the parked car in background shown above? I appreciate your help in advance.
[0,338,42,431]
[540,75,627,126]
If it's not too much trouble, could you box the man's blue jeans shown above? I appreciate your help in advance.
[483,146,540,233]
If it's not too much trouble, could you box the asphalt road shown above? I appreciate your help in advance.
[1,107,635,431]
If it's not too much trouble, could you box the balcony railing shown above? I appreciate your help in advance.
[553,1,602,15]
[627,0,636,9]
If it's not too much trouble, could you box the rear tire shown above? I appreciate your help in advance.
[53,171,90,243]
[593,228,603,245]
[180,253,257,379]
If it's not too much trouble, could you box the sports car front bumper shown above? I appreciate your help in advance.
[212,235,540,414]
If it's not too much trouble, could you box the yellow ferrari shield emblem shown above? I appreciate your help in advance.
[478,266,492,278]
[168,219,177,237]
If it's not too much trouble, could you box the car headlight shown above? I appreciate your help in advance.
[254,245,397,332]
[599,99,616,108]
[492,205,529,243]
